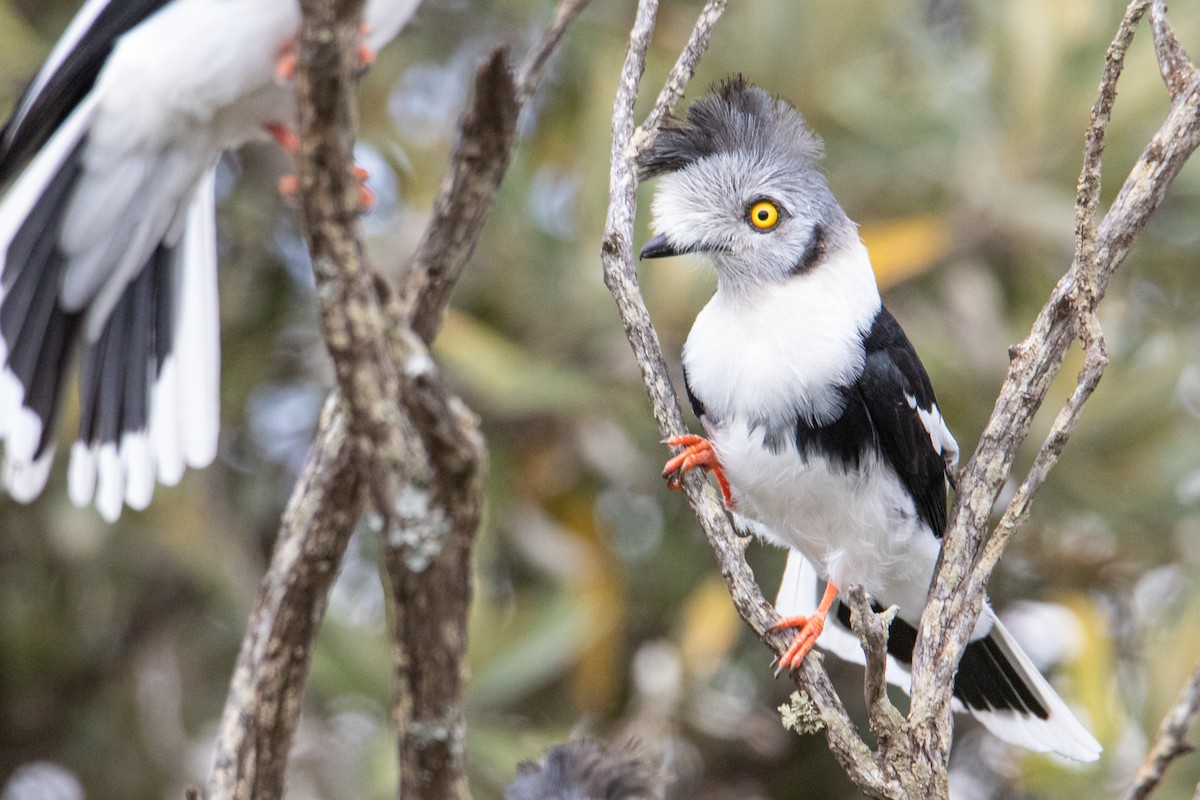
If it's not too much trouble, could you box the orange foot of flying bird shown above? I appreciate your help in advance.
[771,582,840,674]
[662,434,735,509]
[276,160,375,212]
[275,23,377,82]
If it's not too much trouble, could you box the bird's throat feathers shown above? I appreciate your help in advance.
[684,239,882,429]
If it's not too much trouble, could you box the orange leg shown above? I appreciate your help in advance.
[662,434,735,509]
[771,581,839,673]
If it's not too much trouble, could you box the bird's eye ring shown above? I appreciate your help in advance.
[748,200,780,231]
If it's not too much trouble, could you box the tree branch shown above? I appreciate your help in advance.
[206,1,590,797]
[515,0,591,102]
[637,0,727,144]
[205,395,363,799]
[908,0,1200,777]
[380,5,589,794]
[1120,664,1200,800]
[844,589,905,755]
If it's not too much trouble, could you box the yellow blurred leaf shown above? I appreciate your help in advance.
[1057,592,1121,747]
[679,576,742,679]
[564,494,625,714]
[861,214,952,290]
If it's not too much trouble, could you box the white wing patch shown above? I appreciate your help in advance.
[906,393,959,471]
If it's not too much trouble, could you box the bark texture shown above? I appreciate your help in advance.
[202,1,590,797]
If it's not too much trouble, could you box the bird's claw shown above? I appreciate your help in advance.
[276,23,375,83]
[276,167,375,213]
[265,122,300,154]
[662,434,735,509]
[771,613,825,673]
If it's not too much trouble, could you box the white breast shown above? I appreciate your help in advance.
[682,241,940,613]
[720,420,941,617]
[683,240,881,426]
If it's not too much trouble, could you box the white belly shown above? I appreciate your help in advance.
[714,418,941,622]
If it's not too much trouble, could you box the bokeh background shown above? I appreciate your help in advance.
[2,0,1200,797]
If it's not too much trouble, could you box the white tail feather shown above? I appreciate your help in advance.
[774,549,1101,762]
[68,441,97,507]
[971,614,1102,762]
[3,448,54,502]
[95,443,123,523]
[175,169,220,469]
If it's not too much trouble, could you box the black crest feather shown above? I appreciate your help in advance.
[638,75,824,180]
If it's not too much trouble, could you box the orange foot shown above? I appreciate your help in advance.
[275,24,375,83]
[771,581,839,674]
[276,166,375,212]
[662,434,734,509]
[357,24,377,72]
[266,122,299,154]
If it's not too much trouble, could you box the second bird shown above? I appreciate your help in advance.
[0,0,420,521]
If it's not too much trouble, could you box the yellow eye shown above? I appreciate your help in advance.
[749,200,780,230]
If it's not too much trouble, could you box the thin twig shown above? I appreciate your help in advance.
[398,49,519,343]
[844,588,906,754]
[516,0,592,102]
[1150,0,1199,99]
[1120,664,1200,800]
[636,0,728,146]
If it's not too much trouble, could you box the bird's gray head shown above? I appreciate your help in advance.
[638,77,855,292]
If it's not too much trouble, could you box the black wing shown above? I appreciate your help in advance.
[0,0,172,184]
[856,307,951,537]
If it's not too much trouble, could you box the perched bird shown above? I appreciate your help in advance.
[641,77,1101,761]
[0,0,420,521]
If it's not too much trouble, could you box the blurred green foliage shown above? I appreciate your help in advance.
[2,1,1200,798]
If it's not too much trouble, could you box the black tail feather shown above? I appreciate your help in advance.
[835,601,1049,719]
[0,141,84,456]
[78,245,172,449]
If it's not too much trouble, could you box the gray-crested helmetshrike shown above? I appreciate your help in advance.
[640,76,1100,761]
[0,0,420,521]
